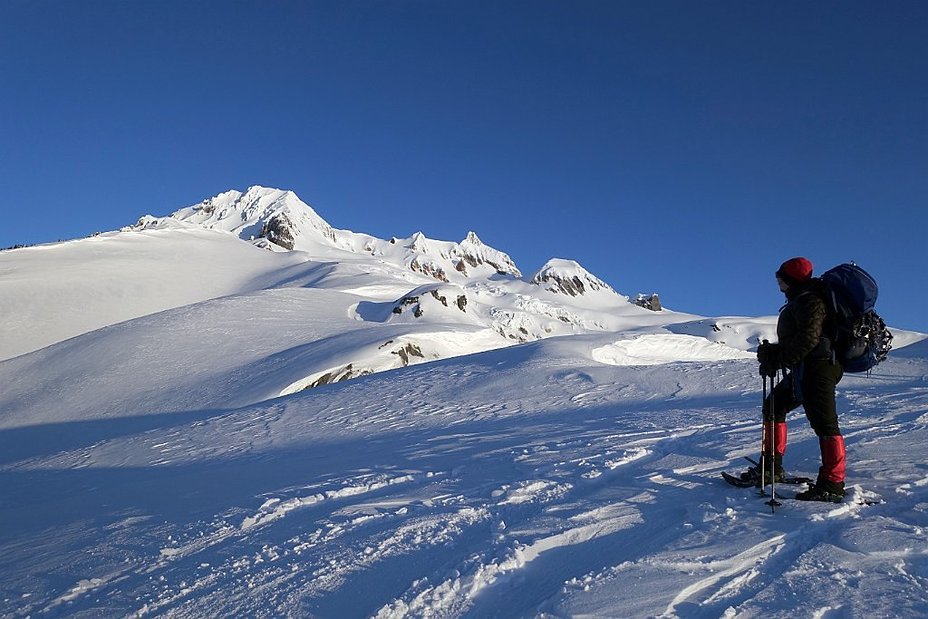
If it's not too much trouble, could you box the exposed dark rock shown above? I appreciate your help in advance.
[304,363,371,389]
[392,343,424,365]
[391,294,422,317]
[459,231,521,276]
[260,213,296,250]
[409,257,448,282]
[537,275,579,296]
[635,293,662,312]
[391,288,468,318]
[560,276,586,296]
[532,269,607,297]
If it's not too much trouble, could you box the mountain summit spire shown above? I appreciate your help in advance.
[170,185,337,250]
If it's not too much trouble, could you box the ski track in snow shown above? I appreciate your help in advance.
[2,356,928,618]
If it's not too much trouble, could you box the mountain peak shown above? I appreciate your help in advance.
[464,231,482,245]
[531,258,618,297]
[456,231,520,278]
[171,186,336,250]
[408,232,428,252]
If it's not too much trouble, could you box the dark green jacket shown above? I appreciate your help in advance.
[777,279,833,368]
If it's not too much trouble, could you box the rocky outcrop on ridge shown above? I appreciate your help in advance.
[531,259,617,298]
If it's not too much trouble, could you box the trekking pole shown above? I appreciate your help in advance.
[759,374,768,498]
[766,369,782,512]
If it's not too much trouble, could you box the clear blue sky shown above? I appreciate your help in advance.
[2,1,926,332]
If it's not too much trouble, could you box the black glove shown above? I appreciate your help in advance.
[758,360,779,377]
[757,341,780,377]
[756,341,779,364]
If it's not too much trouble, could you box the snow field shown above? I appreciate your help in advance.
[3,344,927,618]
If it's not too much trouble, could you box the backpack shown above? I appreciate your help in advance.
[820,263,893,373]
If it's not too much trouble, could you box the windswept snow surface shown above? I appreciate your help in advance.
[2,186,928,617]
[3,336,928,618]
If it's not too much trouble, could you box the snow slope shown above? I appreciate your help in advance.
[2,336,928,618]
[0,224,305,361]
[1,186,927,618]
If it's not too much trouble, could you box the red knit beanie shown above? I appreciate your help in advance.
[776,257,813,285]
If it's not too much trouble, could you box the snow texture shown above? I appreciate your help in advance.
[1,186,927,618]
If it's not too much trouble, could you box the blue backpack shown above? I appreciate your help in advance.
[820,263,893,373]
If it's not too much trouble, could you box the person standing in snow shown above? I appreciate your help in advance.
[741,257,847,502]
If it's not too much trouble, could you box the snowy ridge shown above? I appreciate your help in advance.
[142,186,523,285]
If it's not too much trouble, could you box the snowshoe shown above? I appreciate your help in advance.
[795,480,845,503]
[722,457,813,488]
[739,461,786,486]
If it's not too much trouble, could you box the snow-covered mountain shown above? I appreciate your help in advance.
[0,185,761,375]
[141,186,521,282]
[2,186,927,618]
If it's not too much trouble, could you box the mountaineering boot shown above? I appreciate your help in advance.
[740,422,788,486]
[796,435,846,502]
[795,480,845,502]
[739,455,786,486]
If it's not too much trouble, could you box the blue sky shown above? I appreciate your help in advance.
[2,1,926,332]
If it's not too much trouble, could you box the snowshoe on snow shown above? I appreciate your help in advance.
[722,457,813,488]
[795,480,845,503]
[739,459,786,485]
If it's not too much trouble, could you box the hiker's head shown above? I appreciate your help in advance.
[776,257,813,290]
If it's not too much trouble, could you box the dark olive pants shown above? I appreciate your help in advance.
[763,359,844,437]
